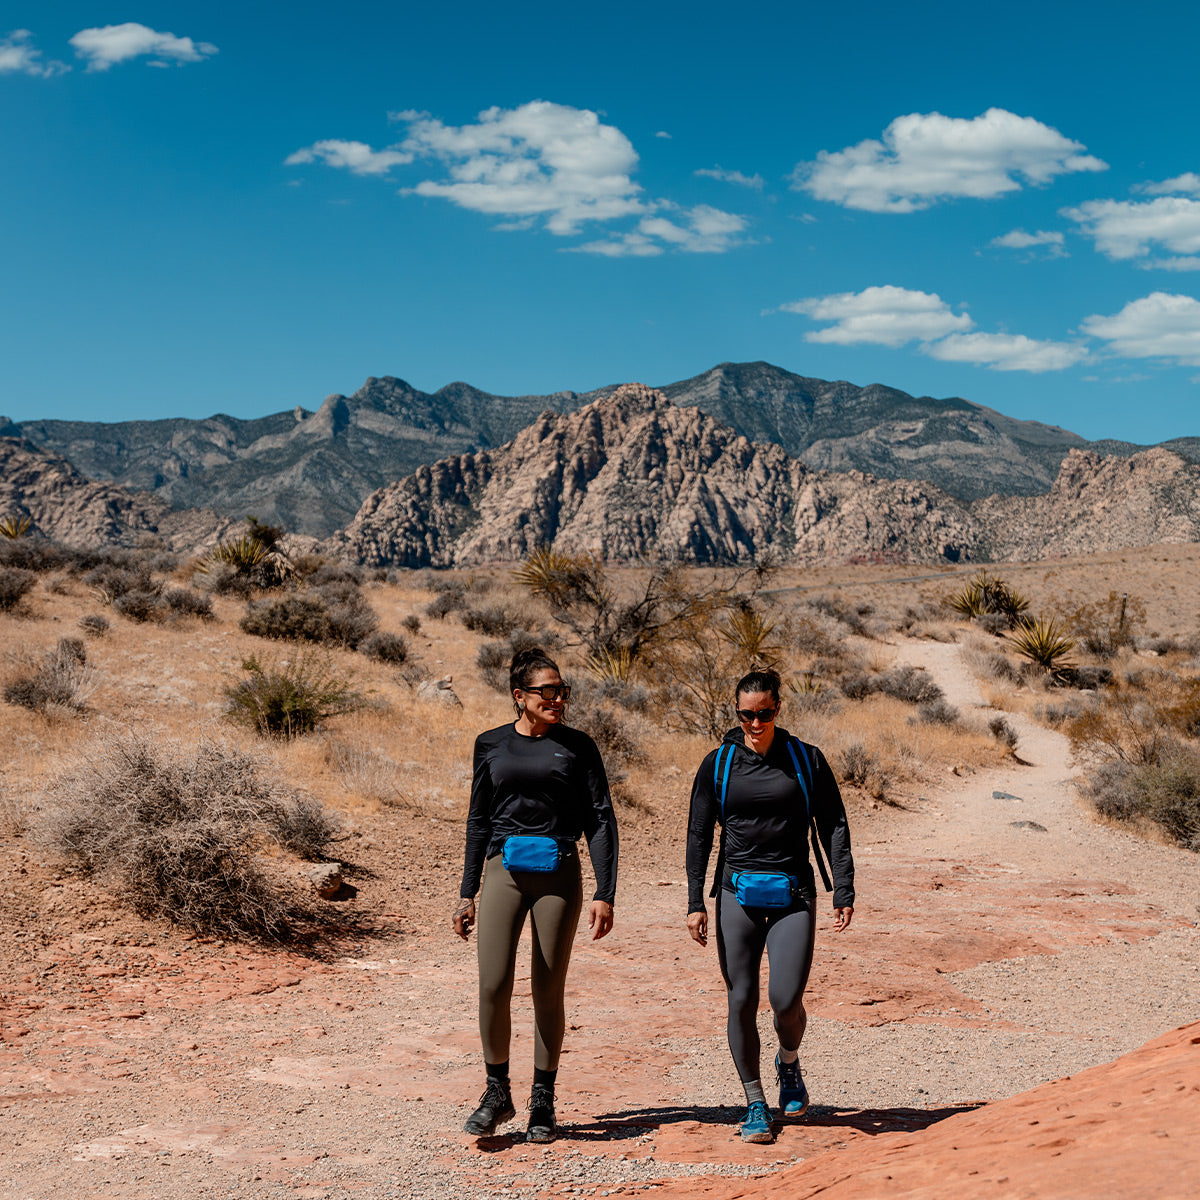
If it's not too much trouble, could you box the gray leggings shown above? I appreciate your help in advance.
[476,852,583,1071]
[716,889,816,1083]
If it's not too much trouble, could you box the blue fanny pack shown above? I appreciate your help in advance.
[501,835,562,873]
[731,870,799,909]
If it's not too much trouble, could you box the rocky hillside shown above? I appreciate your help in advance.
[0,438,230,552]
[4,361,1169,537]
[327,384,984,567]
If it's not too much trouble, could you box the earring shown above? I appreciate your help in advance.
[517,702,525,716]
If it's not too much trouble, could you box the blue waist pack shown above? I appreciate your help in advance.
[731,871,798,909]
[502,835,562,873]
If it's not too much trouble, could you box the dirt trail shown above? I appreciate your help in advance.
[3,640,1199,1200]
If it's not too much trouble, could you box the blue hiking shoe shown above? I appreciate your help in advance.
[739,1100,775,1143]
[776,1053,809,1117]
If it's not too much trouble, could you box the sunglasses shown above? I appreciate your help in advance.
[521,684,571,702]
[736,705,777,724]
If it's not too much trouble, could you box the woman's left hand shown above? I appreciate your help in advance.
[588,901,614,940]
[833,906,854,932]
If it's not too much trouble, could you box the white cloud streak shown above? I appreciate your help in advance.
[286,140,413,176]
[0,29,67,76]
[1063,196,1200,264]
[925,332,1088,372]
[695,166,764,190]
[576,204,748,257]
[780,286,972,346]
[793,108,1106,213]
[1137,173,1200,197]
[69,23,217,71]
[991,228,1065,249]
[1081,293,1200,366]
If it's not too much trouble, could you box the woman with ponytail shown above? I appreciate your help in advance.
[453,646,618,1143]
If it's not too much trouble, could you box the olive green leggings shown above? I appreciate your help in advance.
[477,851,583,1071]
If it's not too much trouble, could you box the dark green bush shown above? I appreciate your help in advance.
[224,653,364,739]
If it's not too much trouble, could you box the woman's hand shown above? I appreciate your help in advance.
[453,897,475,940]
[588,900,614,940]
[687,909,708,946]
[833,905,853,932]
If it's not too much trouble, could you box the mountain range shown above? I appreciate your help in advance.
[5,361,1197,539]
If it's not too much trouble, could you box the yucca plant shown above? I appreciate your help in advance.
[720,607,780,665]
[0,514,32,540]
[583,645,635,685]
[949,571,1030,625]
[948,573,987,618]
[1009,616,1076,680]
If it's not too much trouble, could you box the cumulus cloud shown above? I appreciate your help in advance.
[779,285,973,346]
[286,140,413,176]
[395,101,645,236]
[69,22,217,71]
[1137,173,1200,197]
[991,228,1065,249]
[695,166,764,190]
[924,331,1088,372]
[792,108,1107,213]
[576,204,748,257]
[1081,292,1200,365]
[1063,196,1200,266]
[0,29,67,76]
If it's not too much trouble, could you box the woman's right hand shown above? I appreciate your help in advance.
[453,897,475,940]
[686,909,708,946]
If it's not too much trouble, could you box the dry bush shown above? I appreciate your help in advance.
[360,630,410,664]
[1081,751,1200,851]
[460,603,524,638]
[916,699,960,726]
[114,587,168,622]
[40,734,340,939]
[323,732,406,806]
[0,769,25,836]
[838,742,894,801]
[241,588,378,650]
[0,567,36,611]
[78,613,110,638]
[4,637,94,714]
[988,715,1019,752]
[224,653,365,739]
[424,579,468,620]
[1066,686,1178,767]
[1035,697,1086,728]
[164,587,215,620]
[83,563,154,604]
[841,665,943,705]
[476,629,557,692]
[1067,591,1146,658]
[576,707,647,772]
[270,793,343,860]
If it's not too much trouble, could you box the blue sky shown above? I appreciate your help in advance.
[3,1,1200,443]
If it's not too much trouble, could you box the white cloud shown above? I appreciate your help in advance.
[654,130,672,139]
[0,29,67,76]
[793,108,1106,213]
[1081,292,1200,365]
[695,166,764,190]
[780,285,972,346]
[574,204,748,257]
[396,101,645,236]
[991,228,1065,249]
[1155,257,1200,272]
[1137,173,1200,197]
[285,140,413,176]
[69,22,217,71]
[925,331,1088,372]
[1063,196,1200,262]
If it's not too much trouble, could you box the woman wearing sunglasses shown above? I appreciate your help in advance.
[685,667,854,1144]
[453,645,618,1143]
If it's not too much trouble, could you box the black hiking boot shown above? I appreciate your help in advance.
[463,1079,516,1135]
[526,1083,556,1143]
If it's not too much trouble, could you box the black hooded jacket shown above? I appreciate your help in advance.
[686,725,855,913]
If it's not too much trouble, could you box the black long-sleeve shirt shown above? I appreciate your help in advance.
[460,722,619,904]
[686,725,855,913]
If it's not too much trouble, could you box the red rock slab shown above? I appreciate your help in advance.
[643,1021,1200,1200]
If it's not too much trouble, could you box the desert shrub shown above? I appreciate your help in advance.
[461,603,523,638]
[360,630,410,664]
[1009,617,1075,681]
[424,584,467,620]
[0,771,24,836]
[242,594,332,644]
[837,742,892,800]
[477,629,556,692]
[988,715,1019,751]
[84,563,154,603]
[948,572,1030,625]
[1081,751,1200,851]
[1068,591,1146,658]
[976,613,1010,637]
[1065,688,1173,766]
[917,699,960,726]
[314,584,378,649]
[114,588,168,622]
[402,614,421,634]
[984,651,1021,683]
[42,734,342,938]
[224,653,364,739]
[1036,697,1085,728]
[78,613,110,638]
[841,666,942,705]
[579,707,647,770]
[269,793,343,860]
[303,560,363,587]
[0,537,86,573]
[324,733,405,805]
[0,567,36,611]
[164,587,214,620]
[810,595,873,636]
[199,523,292,592]
[1060,664,1114,690]
[4,638,93,714]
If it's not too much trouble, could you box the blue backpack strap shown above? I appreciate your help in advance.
[789,737,833,893]
[714,743,735,820]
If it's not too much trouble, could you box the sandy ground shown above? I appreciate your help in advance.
[3,636,1199,1200]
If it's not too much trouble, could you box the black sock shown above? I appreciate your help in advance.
[485,1060,510,1085]
[533,1066,557,1091]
